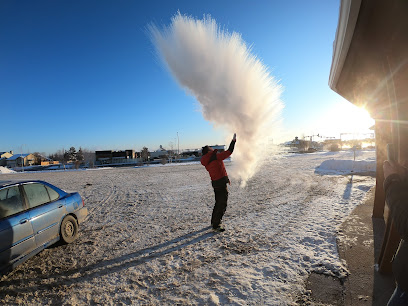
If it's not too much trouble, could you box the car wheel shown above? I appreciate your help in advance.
[60,215,79,244]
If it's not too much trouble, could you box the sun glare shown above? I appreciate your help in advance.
[314,102,375,139]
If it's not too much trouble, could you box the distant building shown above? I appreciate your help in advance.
[284,137,308,151]
[150,145,168,159]
[0,151,13,159]
[0,151,13,166]
[95,150,112,164]
[41,160,60,166]
[6,154,35,168]
[95,150,135,164]
[182,148,201,157]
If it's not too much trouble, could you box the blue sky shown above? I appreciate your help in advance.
[0,1,373,155]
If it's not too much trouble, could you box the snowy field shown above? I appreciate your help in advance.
[0,149,376,305]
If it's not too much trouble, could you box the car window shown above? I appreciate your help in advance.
[0,186,25,219]
[45,185,60,202]
[23,183,51,209]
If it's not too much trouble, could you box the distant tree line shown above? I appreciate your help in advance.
[48,147,95,167]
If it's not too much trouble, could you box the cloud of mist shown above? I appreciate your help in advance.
[149,13,283,186]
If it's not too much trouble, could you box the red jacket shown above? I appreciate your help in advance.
[201,149,232,182]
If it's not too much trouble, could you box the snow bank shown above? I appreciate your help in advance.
[315,150,376,175]
[0,166,16,174]
[316,159,376,174]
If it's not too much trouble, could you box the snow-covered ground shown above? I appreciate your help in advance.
[0,149,376,305]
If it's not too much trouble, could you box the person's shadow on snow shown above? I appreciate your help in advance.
[343,175,353,199]
[0,226,218,293]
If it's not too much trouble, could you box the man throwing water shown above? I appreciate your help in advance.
[201,133,236,232]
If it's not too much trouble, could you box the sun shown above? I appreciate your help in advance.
[313,101,375,139]
[340,103,374,131]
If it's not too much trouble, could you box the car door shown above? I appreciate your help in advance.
[0,185,35,271]
[23,183,66,247]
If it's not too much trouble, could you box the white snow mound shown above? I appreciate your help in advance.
[0,166,16,174]
[316,159,376,174]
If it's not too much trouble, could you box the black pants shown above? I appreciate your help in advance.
[211,185,228,228]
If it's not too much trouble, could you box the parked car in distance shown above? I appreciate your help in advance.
[0,180,88,275]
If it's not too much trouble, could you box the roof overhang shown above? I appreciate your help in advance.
[329,0,361,92]
[329,0,408,120]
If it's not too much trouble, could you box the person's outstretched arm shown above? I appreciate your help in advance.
[218,133,236,160]
[227,133,236,153]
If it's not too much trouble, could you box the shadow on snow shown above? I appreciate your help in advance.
[0,226,217,296]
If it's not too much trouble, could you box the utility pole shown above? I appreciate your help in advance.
[21,144,25,173]
[177,132,179,155]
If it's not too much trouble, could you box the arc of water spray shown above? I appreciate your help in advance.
[149,13,283,186]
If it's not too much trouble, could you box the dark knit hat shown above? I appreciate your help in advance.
[202,145,210,155]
